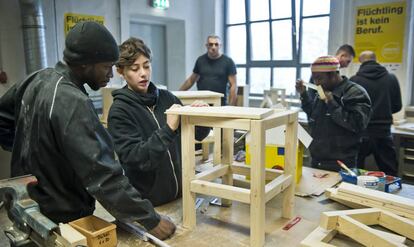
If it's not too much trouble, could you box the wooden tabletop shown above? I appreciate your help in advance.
[166,106,274,120]
[171,90,224,98]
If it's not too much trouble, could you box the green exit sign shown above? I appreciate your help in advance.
[152,0,169,9]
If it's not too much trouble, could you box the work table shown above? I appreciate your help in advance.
[1,181,413,246]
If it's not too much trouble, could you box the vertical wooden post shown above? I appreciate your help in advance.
[181,115,196,229]
[221,128,234,206]
[213,98,222,165]
[282,112,298,218]
[250,120,265,247]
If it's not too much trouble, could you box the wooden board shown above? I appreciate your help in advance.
[171,90,224,98]
[338,182,414,212]
[166,106,273,120]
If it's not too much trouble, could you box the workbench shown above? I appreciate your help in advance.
[1,181,413,246]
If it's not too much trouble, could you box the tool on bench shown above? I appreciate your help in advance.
[337,160,357,177]
[282,216,302,230]
[0,175,61,247]
[116,220,171,247]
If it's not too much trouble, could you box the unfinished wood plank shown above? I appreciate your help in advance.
[171,90,224,99]
[320,208,381,230]
[195,164,229,181]
[336,191,414,219]
[371,229,406,244]
[264,174,292,203]
[189,116,251,130]
[56,223,87,247]
[325,188,366,209]
[213,127,222,164]
[338,182,414,212]
[300,227,337,247]
[166,105,273,120]
[329,190,414,220]
[190,180,250,204]
[221,128,234,206]
[379,210,414,240]
[250,120,266,247]
[181,116,197,229]
[336,215,405,247]
[231,163,283,180]
[282,116,297,219]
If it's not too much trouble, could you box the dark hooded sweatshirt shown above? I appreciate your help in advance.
[350,60,402,136]
[0,62,160,229]
[108,83,209,206]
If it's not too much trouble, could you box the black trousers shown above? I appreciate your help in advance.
[357,135,398,176]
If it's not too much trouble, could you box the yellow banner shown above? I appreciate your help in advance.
[64,13,105,36]
[354,2,406,63]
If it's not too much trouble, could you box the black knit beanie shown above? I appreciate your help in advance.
[63,21,119,65]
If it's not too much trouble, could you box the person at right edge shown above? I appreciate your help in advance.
[0,22,175,240]
[296,55,371,172]
[350,51,402,176]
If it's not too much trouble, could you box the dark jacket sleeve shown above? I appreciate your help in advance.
[108,105,178,172]
[0,84,17,151]
[389,74,402,114]
[300,90,314,117]
[326,85,371,133]
[55,97,160,230]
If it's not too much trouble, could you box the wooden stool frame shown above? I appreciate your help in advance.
[168,107,298,247]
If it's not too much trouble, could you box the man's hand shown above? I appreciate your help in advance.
[190,100,209,107]
[148,215,176,240]
[323,91,333,104]
[166,104,181,131]
[295,79,306,94]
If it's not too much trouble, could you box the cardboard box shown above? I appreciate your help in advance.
[245,143,304,183]
[245,125,306,183]
[69,215,117,247]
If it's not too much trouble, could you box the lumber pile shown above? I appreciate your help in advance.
[326,182,414,220]
[301,208,414,247]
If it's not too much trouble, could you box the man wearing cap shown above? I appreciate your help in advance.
[296,55,371,171]
[0,21,175,239]
[308,44,356,100]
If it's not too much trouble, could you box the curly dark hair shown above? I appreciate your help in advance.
[116,37,152,68]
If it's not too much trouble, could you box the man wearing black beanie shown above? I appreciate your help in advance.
[0,21,175,240]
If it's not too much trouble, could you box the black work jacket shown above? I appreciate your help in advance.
[301,76,371,165]
[108,83,209,206]
[0,62,160,229]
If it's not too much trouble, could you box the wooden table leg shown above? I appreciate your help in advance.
[282,114,298,219]
[221,128,234,206]
[250,121,265,247]
[181,116,196,229]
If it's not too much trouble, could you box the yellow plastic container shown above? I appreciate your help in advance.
[245,143,304,183]
[69,215,117,247]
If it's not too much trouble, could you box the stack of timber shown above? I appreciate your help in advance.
[301,208,414,247]
[326,182,414,220]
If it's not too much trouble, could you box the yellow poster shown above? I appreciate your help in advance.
[354,2,406,63]
[64,13,105,36]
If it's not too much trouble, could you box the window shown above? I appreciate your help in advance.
[225,0,330,97]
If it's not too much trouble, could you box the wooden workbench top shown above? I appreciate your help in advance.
[166,106,274,120]
[171,90,224,98]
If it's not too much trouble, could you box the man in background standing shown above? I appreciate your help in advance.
[179,35,237,106]
[350,50,402,176]
[308,44,356,100]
